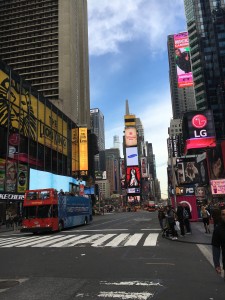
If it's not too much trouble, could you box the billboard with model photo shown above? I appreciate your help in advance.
[126,166,140,188]
[174,32,193,88]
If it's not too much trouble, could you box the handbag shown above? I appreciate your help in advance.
[175,220,180,231]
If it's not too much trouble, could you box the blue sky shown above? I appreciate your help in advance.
[87,0,187,198]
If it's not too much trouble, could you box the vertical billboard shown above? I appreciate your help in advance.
[120,159,126,189]
[126,166,140,188]
[207,144,225,180]
[174,32,193,88]
[79,128,88,171]
[141,157,148,178]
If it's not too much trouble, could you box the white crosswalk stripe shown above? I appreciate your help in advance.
[0,233,159,248]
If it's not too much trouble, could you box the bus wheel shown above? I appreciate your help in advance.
[58,222,63,232]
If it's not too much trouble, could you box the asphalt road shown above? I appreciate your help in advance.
[0,210,224,300]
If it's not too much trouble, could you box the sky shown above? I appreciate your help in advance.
[87,0,187,199]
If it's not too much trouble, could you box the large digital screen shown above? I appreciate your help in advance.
[126,147,138,166]
[0,69,68,155]
[174,32,193,88]
[126,166,140,188]
[125,127,137,147]
[29,168,84,192]
[182,110,216,152]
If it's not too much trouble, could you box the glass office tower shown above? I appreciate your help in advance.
[184,0,225,138]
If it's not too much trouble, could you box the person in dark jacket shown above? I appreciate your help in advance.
[211,204,221,229]
[176,203,185,237]
[183,203,192,234]
[165,205,178,240]
[212,206,225,281]
[175,48,192,73]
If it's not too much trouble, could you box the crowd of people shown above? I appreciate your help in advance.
[158,203,225,281]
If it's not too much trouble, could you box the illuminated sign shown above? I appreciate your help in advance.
[125,127,137,147]
[174,32,193,88]
[141,157,148,178]
[0,69,68,155]
[126,166,140,188]
[183,110,216,152]
[126,147,139,166]
[79,128,88,171]
[211,179,225,195]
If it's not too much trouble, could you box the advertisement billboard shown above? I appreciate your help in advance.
[125,127,137,147]
[0,69,68,155]
[176,157,200,184]
[211,179,225,195]
[141,157,148,178]
[127,195,140,203]
[174,32,193,88]
[182,110,216,152]
[126,166,140,188]
[207,144,225,180]
[79,128,88,171]
[126,147,139,166]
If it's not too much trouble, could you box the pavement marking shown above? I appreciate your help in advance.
[49,234,89,247]
[124,233,143,246]
[97,291,154,299]
[92,234,117,247]
[104,233,130,247]
[0,233,160,248]
[141,229,161,231]
[69,229,129,232]
[143,233,158,246]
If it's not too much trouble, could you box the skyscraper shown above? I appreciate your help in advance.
[0,0,90,127]
[90,108,105,171]
[184,0,225,138]
[167,33,196,119]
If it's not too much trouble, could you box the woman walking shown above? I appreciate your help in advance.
[201,205,210,233]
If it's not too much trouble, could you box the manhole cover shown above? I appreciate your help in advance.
[0,281,19,289]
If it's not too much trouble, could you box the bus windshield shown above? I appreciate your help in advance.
[23,205,52,219]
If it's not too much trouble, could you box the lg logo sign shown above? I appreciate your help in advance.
[192,114,208,138]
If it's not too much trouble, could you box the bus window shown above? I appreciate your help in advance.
[37,205,52,218]
[52,205,58,217]
[40,191,50,200]
[26,192,38,200]
[22,206,37,219]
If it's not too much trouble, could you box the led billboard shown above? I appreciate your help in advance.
[125,127,137,147]
[182,110,216,152]
[211,179,225,195]
[174,32,193,88]
[126,166,140,188]
[126,147,139,166]
[141,157,148,178]
[0,69,68,155]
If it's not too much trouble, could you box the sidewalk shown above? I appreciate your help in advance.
[169,221,213,245]
[0,224,21,234]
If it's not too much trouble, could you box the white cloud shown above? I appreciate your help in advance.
[88,0,186,56]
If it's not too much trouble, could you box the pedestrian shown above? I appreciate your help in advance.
[211,203,221,229]
[211,206,225,281]
[176,203,185,237]
[201,205,210,233]
[183,203,192,234]
[157,206,166,230]
[6,212,10,228]
[165,205,178,240]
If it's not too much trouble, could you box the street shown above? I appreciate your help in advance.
[0,210,225,299]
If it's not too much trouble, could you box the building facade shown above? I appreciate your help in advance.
[90,108,105,172]
[184,0,225,138]
[0,0,90,128]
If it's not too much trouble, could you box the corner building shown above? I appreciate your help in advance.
[184,0,225,139]
[0,0,90,128]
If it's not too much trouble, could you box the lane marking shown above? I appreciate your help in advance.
[92,234,117,247]
[104,234,130,247]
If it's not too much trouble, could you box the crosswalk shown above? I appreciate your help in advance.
[0,232,160,248]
